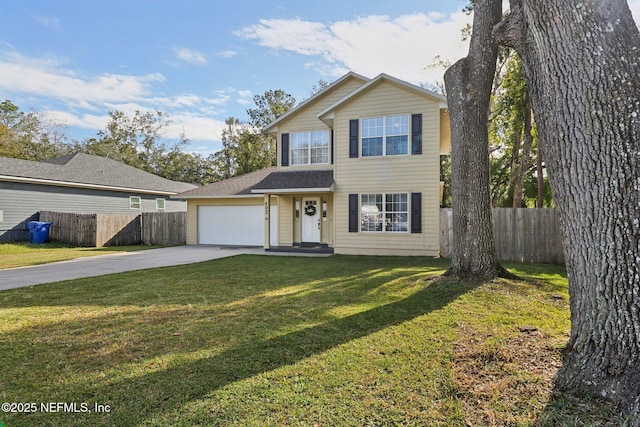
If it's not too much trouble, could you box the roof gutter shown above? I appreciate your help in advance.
[171,194,264,199]
[251,186,334,194]
[0,175,178,196]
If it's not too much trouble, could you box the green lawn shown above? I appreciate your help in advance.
[0,242,160,269]
[0,255,624,426]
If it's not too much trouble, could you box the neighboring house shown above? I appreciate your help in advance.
[175,72,451,256]
[0,153,197,241]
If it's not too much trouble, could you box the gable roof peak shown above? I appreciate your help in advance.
[263,71,369,134]
[317,72,447,120]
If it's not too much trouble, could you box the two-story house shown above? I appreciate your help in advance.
[175,72,450,256]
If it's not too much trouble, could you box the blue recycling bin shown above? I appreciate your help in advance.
[28,221,52,244]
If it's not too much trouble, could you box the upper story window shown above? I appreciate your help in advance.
[362,115,409,157]
[290,130,329,165]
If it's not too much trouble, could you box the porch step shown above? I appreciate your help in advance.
[266,244,334,254]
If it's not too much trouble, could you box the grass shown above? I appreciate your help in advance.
[0,255,625,426]
[0,242,161,269]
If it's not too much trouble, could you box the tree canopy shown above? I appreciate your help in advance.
[0,100,72,161]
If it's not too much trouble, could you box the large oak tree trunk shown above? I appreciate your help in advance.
[496,0,640,419]
[444,0,506,280]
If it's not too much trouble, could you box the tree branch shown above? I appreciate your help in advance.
[493,0,524,51]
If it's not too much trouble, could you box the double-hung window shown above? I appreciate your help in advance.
[290,130,329,165]
[360,193,408,232]
[362,115,409,157]
[129,196,141,209]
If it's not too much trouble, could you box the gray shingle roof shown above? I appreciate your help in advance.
[252,170,334,192]
[0,153,197,194]
[173,167,334,198]
[174,166,277,198]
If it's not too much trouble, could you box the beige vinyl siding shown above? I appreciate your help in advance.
[320,194,334,245]
[278,195,295,246]
[332,81,441,256]
[276,79,365,170]
[186,197,272,245]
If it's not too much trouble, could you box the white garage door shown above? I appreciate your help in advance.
[197,205,278,246]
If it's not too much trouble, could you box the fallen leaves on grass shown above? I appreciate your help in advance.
[452,323,563,426]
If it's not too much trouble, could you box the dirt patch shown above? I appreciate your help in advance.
[452,323,564,426]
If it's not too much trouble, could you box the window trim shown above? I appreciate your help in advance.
[156,198,166,212]
[289,130,330,166]
[361,114,410,157]
[360,192,409,233]
[129,196,141,210]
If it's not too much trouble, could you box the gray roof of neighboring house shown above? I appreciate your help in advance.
[174,166,277,198]
[0,153,198,195]
[251,170,334,193]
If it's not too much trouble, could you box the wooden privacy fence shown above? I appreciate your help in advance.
[141,212,187,246]
[440,208,565,264]
[40,211,186,247]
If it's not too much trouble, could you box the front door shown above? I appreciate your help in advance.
[301,198,320,243]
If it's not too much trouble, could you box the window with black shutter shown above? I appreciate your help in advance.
[349,119,359,158]
[411,192,422,233]
[411,114,422,155]
[281,133,289,166]
[348,194,358,232]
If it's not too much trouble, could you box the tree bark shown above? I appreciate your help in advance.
[496,0,640,420]
[443,0,508,280]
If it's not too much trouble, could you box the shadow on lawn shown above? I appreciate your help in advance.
[8,275,477,426]
[102,277,475,426]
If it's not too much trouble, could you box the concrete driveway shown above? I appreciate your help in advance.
[0,245,263,291]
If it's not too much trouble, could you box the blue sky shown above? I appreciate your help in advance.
[2,1,639,155]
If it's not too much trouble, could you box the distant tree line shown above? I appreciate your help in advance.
[0,89,296,186]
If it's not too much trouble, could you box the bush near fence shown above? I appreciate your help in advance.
[439,208,564,264]
[39,211,186,247]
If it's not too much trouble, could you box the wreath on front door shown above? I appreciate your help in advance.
[304,204,317,216]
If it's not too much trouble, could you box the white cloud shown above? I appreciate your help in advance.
[0,49,164,109]
[0,47,228,144]
[235,89,253,105]
[173,47,207,65]
[217,50,238,58]
[42,110,109,132]
[237,11,472,85]
[165,114,226,142]
[34,16,62,31]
